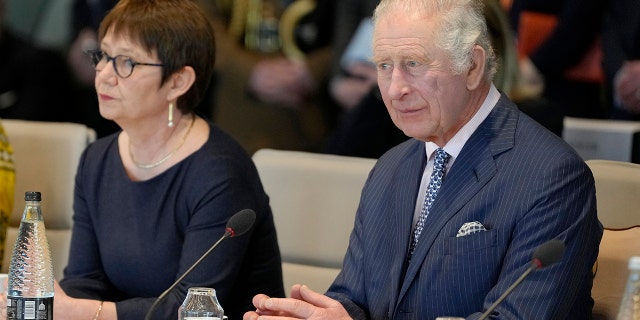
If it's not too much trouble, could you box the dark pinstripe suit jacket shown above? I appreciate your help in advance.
[326,94,602,319]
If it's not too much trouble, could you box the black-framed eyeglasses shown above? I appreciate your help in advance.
[88,49,164,78]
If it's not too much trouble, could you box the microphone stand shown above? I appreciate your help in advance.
[143,230,232,320]
[477,262,537,320]
[476,239,564,319]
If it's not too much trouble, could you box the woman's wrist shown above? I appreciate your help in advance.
[92,301,103,320]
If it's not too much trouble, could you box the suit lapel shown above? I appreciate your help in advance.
[395,95,518,305]
[386,140,427,311]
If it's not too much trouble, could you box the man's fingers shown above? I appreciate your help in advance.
[243,311,260,320]
[289,284,303,300]
[252,294,272,310]
[298,285,340,308]
[261,296,317,318]
[254,291,316,318]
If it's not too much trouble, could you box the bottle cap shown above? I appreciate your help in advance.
[629,256,640,270]
[25,191,41,201]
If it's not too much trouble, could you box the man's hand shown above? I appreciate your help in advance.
[248,58,315,109]
[614,60,640,113]
[330,61,378,110]
[244,284,352,320]
[68,28,98,85]
[512,57,544,101]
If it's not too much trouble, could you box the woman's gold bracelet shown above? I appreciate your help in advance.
[92,301,103,320]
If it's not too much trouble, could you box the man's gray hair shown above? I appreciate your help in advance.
[373,0,497,80]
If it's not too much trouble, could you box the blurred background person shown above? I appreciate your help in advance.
[246,0,336,110]
[0,0,84,124]
[68,0,118,87]
[67,0,120,138]
[51,0,284,319]
[246,0,381,144]
[602,0,640,120]
[246,0,398,158]
[325,0,379,113]
[509,0,608,121]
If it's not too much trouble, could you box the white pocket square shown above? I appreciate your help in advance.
[456,221,487,237]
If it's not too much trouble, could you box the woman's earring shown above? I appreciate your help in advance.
[168,103,174,127]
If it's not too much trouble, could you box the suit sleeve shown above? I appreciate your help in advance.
[324,167,378,320]
[467,153,602,319]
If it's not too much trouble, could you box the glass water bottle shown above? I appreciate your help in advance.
[617,256,640,320]
[7,191,54,320]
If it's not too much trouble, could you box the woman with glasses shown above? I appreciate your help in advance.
[48,0,285,319]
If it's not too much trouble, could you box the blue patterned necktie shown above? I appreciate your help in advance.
[408,148,451,260]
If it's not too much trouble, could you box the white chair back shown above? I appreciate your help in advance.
[1,119,96,280]
[587,160,640,320]
[252,149,376,294]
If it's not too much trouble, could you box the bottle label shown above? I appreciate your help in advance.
[6,297,53,320]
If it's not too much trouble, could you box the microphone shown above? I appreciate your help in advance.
[143,209,256,320]
[477,239,565,320]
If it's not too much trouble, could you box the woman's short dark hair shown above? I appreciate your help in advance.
[99,0,216,113]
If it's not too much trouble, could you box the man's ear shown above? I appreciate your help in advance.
[167,66,196,101]
[466,45,486,90]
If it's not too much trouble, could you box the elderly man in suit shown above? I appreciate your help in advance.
[245,0,602,319]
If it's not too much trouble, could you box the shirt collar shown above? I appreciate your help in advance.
[425,84,500,162]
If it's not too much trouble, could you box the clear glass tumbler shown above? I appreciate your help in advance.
[178,287,224,320]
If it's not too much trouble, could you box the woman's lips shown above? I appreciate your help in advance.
[98,93,114,101]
